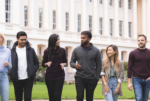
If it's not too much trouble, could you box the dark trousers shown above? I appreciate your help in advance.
[13,78,34,101]
[75,77,98,101]
[45,79,64,101]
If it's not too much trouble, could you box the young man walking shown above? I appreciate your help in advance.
[9,31,39,101]
[70,31,102,101]
[128,34,150,101]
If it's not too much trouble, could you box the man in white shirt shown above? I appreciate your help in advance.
[9,31,39,101]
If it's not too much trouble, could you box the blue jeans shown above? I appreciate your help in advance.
[105,77,119,101]
[133,77,150,101]
[0,72,9,101]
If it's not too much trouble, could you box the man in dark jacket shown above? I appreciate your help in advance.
[9,31,39,101]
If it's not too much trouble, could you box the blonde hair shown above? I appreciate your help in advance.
[0,32,7,46]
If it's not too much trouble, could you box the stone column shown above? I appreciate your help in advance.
[123,0,129,38]
[27,0,35,27]
[142,0,146,35]
[56,0,63,30]
[92,0,99,35]
[103,0,109,36]
[42,0,49,29]
[132,0,137,39]
[147,0,150,39]
[68,0,75,32]
[113,0,119,37]
[81,0,87,31]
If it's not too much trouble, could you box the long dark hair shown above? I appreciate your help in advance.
[47,34,62,61]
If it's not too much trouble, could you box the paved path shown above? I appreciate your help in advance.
[30,99,150,101]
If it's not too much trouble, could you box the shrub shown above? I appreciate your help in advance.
[36,56,47,82]
[124,62,128,71]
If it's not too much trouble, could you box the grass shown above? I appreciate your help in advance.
[8,82,149,99]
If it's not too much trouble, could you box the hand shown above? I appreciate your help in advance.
[45,61,52,67]
[128,83,133,91]
[4,61,9,67]
[115,87,120,95]
[146,77,150,81]
[60,63,67,70]
[104,84,110,94]
[75,63,81,69]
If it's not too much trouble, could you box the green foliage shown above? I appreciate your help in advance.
[124,62,128,71]
[36,56,47,82]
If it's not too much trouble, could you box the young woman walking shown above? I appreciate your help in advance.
[0,33,12,101]
[100,45,124,101]
[42,34,67,101]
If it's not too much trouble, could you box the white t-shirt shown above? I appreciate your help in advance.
[16,46,28,80]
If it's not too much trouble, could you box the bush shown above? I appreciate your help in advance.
[36,56,47,82]
[123,62,128,82]
[124,62,128,71]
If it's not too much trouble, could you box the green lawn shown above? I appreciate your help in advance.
[9,82,148,99]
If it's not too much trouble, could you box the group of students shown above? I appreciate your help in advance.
[0,31,150,101]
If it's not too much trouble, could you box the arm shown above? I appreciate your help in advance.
[62,48,67,64]
[102,75,110,93]
[70,49,77,68]
[114,61,124,94]
[114,61,124,95]
[127,52,134,91]
[42,50,48,67]
[95,50,102,80]
[7,50,12,70]
[127,52,134,81]
[118,61,124,84]
[60,49,68,69]
[101,60,110,93]
[33,49,39,70]
[100,60,105,76]
[102,76,107,86]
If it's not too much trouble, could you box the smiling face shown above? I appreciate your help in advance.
[17,36,27,48]
[107,46,116,58]
[137,36,147,49]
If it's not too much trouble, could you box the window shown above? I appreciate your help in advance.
[53,11,56,29]
[119,21,122,37]
[78,14,81,32]
[39,8,42,28]
[128,0,131,10]
[129,22,132,37]
[99,18,103,35]
[119,0,122,8]
[99,0,103,4]
[24,6,28,26]
[89,16,92,32]
[5,0,11,22]
[7,40,11,49]
[110,19,113,36]
[66,13,69,31]
[109,0,113,6]
[88,0,92,2]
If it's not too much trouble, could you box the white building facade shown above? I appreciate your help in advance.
[0,0,150,72]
